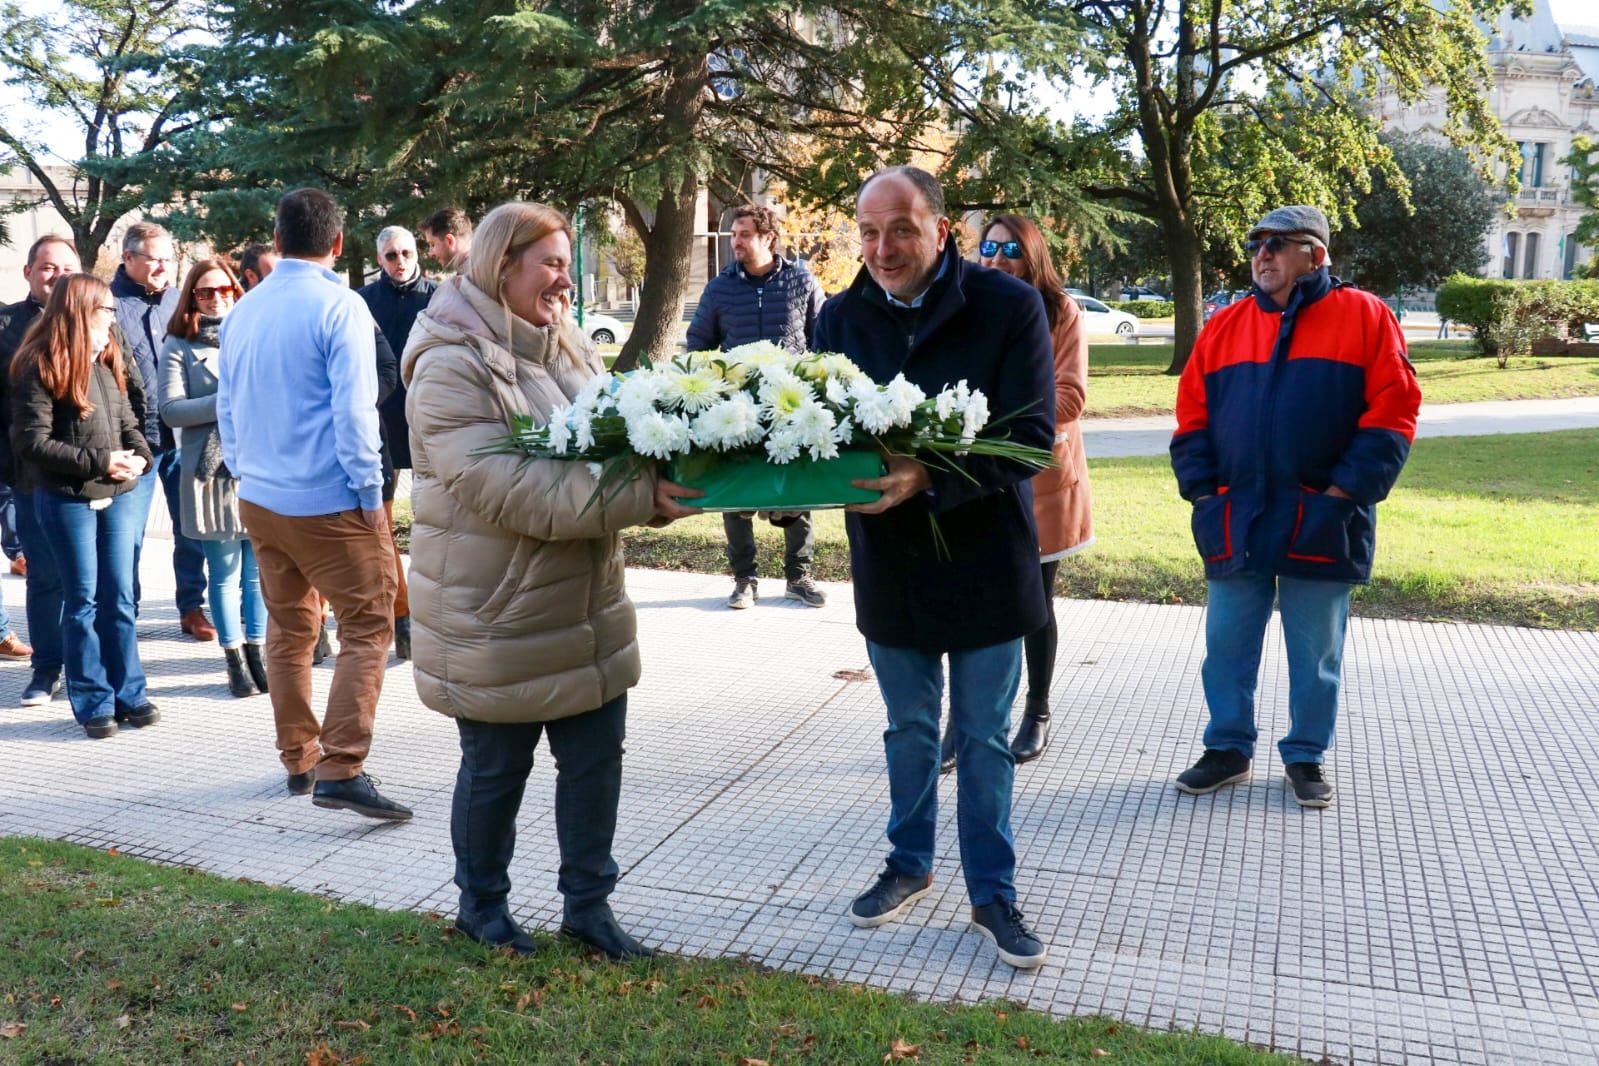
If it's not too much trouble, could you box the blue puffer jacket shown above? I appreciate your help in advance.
[684,256,825,353]
[111,265,179,451]
[814,243,1055,652]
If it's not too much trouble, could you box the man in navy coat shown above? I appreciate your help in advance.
[814,166,1055,969]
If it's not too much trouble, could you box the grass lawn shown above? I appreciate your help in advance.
[1087,340,1599,418]
[619,429,1599,630]
[1,837,1295,1065]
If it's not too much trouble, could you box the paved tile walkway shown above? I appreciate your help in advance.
[2,558,1596,1065]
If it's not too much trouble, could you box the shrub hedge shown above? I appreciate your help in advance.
[1106,300,1174,317]
[1435,274,1599,365]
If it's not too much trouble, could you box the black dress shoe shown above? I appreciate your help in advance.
[312,773,413,821]
[1009,709,1051,764]
[113,702,161,728]
[559,903,655,960]
[287,767,317,795]
[456,905,538,956]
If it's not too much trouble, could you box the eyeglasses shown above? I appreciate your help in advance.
[131,251,174,265]
[1245,235,1316,257]
[193,286,236,300]
[979,239,1023,260]
[97,305,117,314]
[383,249,417,262]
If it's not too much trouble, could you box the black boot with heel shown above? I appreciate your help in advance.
[224,647,258,698]
[1009,695,1051,763]
[243,642,269,694]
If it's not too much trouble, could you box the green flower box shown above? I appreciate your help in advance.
[668,449,885,511]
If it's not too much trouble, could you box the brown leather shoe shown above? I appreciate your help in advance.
[8,555,25,577]
[0,632,32,659]
[181,607,217,642]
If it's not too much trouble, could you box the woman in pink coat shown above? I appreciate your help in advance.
[973,215,1095,763]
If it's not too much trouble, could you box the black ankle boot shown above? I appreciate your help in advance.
[1009,696,1051,763]
[456,902,538,956]
[559,901,655,960]
[393,615,411,661]
[939,722,957,775]
[243,642,269,693]
[224,647,258,698]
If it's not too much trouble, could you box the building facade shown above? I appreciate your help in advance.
[1378,0,1598,279]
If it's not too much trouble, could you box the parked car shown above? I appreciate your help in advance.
[1072,294,1139,336]
[1203,290,1251,319]
[1120,285,1168,302]
[1065,287,1089,297]
[579,309,630,345]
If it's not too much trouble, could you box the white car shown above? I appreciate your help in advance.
[1071,294,1140,337]
[579,310,630,345]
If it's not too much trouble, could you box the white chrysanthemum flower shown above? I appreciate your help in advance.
[615,371,667,420]
[764,428,802,464]
[585,462,605,481]
[934,379,971,422]
[851,390,899,434]
[823,375,852,409]
[959,389,990,446]
[785,399,836,446]
[626,410,692,460]
[726,340,793,372]
[546,406,573,455]
[832,415,856,445]
[757,370,814,419]
[576,371,615,408]
[808,353,868,384]
[689,393,765,451]
[572,411,596,452]
[883,374,926,424]
[660,367,731,413]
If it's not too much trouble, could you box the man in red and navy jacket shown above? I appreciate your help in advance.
[1169,204,1421,809]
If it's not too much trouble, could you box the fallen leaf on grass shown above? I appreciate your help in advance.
[107,848,120,856]
[738,1058,771,1065]
[883,1037,921,1061]
[71,950,85,962]
[335,1020,370,1032]
[514,989,545,1011]
[115,1014,131,1029]
[48,996,61,1009]
[306,1044,342,1065]
[1091,1050,1109,1058]
[694,995,718,1009]
[0,1022,25,1038]
[230,1003,249,1012]
[391,1005,417,1023]
[95,897,122,908]
[1015,1037,1032,1050]
[995,1012,1008,1023]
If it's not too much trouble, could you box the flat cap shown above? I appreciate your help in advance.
[1247,205,1330,246]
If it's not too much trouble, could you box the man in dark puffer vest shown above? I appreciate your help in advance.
[1170,204,1421,809]
[684,202,828,610]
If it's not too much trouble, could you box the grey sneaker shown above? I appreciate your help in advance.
[1284,762,1334,808]
[848,867,933,928]
[728,577,757,610]
[1174,748,1251,795]
[784,576,827,607]
[20,672,63,707]
[971,901,1048,969]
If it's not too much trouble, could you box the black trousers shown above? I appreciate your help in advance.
[451,694,627,915]
[723,512,815,582]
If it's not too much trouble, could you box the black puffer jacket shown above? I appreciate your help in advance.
[11,358,153,501]
[684,257,825,354]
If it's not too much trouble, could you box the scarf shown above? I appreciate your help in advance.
[192,317,232,481]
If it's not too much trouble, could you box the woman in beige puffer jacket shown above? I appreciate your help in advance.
[402,202,698,961]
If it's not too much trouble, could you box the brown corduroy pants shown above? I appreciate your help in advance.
[242,502,397,782]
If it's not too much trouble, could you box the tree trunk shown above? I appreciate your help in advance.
[612,171,699,373]
[1165,222,1206,375]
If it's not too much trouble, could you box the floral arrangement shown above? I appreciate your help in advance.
[487,340,1053,510]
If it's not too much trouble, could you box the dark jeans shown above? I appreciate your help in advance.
[128,449,208,614]
[451,695,627,916]
[13,491,65,676]
[1022,559,1061,705]
[723,511,814,582]
[32,489,147,724]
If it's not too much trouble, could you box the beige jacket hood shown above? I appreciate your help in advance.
[402,277,658,723]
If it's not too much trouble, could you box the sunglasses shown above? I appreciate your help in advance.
[979,239,1023,260]
[1245,235,1316,256]
[384,249,417,262]
[193,286,236,300]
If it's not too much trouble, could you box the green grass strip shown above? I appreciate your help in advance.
[1,838,1294,1064]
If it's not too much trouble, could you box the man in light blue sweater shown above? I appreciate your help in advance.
[218,187,408,822]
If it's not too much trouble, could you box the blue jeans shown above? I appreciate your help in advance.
[32,489,148,724]
[13,490,64,676]
[127,449,208,614]
[1201,574,1353,765]
[866,639,1022,906]
[200,538,266,649]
